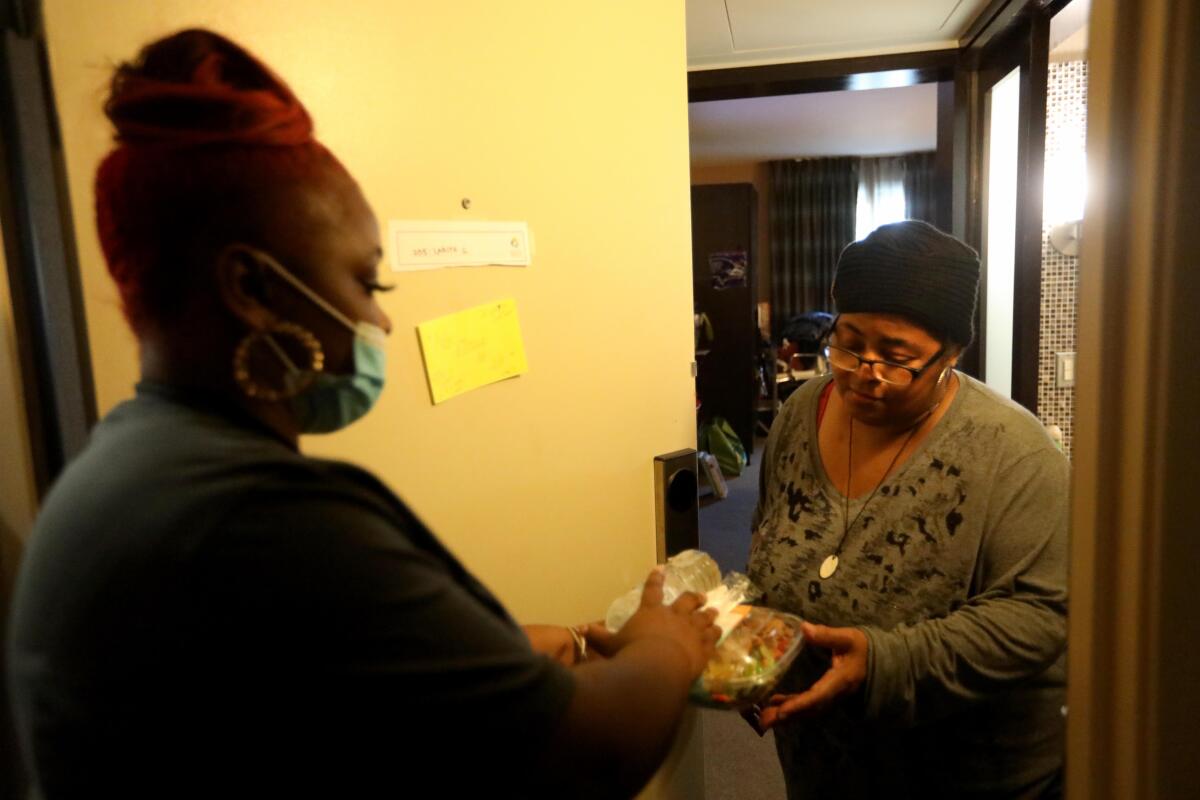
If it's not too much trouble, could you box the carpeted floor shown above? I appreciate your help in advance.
[698,442,788,799]
[697,449,759,576]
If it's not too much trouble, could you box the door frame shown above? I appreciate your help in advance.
[952,0,1059,383]
[955,2,1065,407]
[0,0,97,497]
[1067,0,1200,796]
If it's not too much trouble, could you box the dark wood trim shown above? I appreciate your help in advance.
[956,7,1052,411]
[688,49,956,103]
[1009,13,1050,414]
[953,12,1024,384]
[969,17,1029,352]
[951,58,983,378]
[960,0,1026,52]
[960,0,1073,65]
[1041,0,1076,20]
[950,64,977,246]
[0,4,97,498]
[934,80,956,233]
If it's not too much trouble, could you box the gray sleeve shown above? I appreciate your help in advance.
[860,446,1069,726]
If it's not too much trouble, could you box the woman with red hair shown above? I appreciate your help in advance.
[7,29,717,798]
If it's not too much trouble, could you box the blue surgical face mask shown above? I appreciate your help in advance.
[255,251,388,434]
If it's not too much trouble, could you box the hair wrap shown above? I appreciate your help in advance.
[94,29,345,335]
[104,26,314,148]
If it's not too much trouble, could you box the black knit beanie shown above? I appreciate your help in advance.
[832,220,980,348]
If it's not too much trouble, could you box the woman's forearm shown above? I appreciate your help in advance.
[539,637,696,798]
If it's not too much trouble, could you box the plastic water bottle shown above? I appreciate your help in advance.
[605,550,722,632]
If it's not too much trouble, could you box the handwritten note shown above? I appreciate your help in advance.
[390,220,531,271]
[417,299,528,404]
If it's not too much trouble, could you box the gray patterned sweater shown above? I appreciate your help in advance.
[748,373,1068,799]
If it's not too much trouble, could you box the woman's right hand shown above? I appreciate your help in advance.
[585,569,720,677]
[538,569,720,796]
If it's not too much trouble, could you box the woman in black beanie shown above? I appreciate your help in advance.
[747,220,1068,799]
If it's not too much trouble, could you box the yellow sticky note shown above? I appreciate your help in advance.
[417,299,528,404]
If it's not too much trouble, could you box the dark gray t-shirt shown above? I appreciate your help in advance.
[7,383,573,798]
[749,373,1068,800]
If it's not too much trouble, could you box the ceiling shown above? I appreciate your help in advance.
[687,0,994,71]
[687,0,1092,167]
[689,83,938,167]
[1050,0,1090,60]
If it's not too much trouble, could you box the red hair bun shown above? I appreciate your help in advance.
[94,29,348,336]
[104,28,313,147]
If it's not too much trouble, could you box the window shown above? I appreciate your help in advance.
[855,156,909,241]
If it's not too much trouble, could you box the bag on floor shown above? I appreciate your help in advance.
[699,417,747,478]
[698,451,728,499]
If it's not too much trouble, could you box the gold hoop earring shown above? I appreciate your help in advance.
[233,321,325,402]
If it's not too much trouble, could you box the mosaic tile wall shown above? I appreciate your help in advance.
[1038,60,1087,458]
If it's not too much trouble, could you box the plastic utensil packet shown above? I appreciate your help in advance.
[603,550,760,633]
[702,573,763,641]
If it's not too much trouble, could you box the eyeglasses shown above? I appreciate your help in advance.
[823,342,945,387]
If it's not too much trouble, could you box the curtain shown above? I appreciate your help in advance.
[903,151,937,226]
[856,156,908,240]
[769,157,858,323]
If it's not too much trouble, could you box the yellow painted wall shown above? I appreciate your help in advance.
[42,1,696,630]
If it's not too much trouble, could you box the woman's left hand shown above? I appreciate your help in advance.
[757,622,870,729]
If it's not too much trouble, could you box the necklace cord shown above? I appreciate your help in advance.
[834,391,945,559]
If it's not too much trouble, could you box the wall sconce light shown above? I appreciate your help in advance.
[1044,146,1087,257]
[1050,219,1082,256]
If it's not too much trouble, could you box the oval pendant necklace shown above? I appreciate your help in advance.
[820,412,924,580]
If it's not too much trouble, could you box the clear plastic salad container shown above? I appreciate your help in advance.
[601,550,801,711]
[689,606,805,710]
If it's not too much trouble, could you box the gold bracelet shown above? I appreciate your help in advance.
[567,625,588,663]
